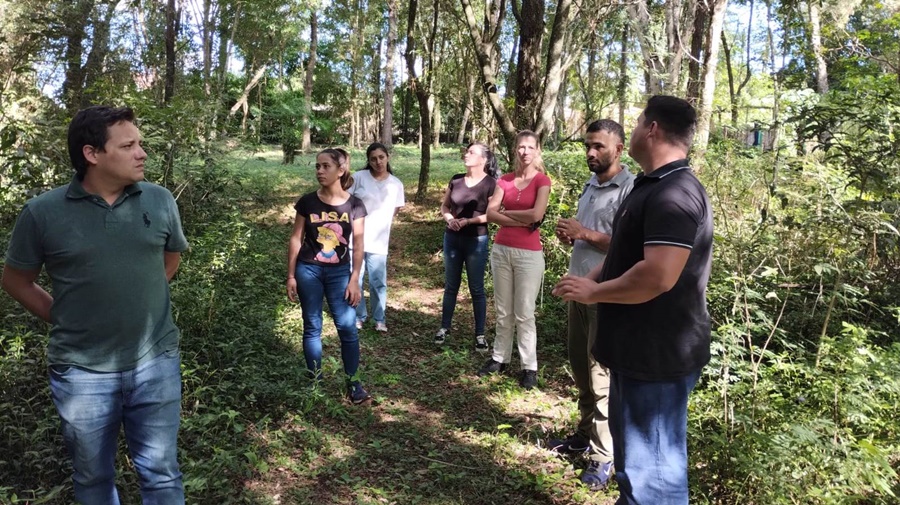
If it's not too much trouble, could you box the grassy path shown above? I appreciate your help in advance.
[222,147,618,504]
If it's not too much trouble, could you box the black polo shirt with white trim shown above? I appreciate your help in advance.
[594,159,713,381]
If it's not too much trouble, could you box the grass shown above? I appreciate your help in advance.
[0,143,613,504]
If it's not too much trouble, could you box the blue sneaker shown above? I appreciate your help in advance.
[580,460,614,490]
[347,381,371,404]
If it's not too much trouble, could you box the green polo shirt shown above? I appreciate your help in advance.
[4,177,189,372]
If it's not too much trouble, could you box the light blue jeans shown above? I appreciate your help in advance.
[355,252,388,324]
[609,369,702,505]
[296,261,360,378]
[49,349,184,505]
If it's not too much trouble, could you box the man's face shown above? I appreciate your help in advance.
[88,121,147,185]
[628,112,648,162]
[584,129,621,175]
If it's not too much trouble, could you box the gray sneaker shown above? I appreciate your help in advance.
[434,328,449,345]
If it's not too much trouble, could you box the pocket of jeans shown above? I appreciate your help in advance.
[48,364,73,377]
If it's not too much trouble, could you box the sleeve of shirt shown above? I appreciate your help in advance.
[4,205,44,270]
[537,172,552,189]
[394,177,405,208]
[165,192,190,253]
[351,196,368,220]
[643,180,705,250]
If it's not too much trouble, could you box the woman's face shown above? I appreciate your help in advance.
[368,148,390,175]
[463,145,485,169]
[315,153,345,188]
[516,135,539,167]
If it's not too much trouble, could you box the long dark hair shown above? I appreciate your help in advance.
[363,142,393,174]
[468,142,500,179]
[318,147,353,190]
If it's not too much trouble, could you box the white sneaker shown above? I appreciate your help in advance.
[434,328,449,345]
[355,319,364,330]
[375,321,388,332]
[474,335,489,353]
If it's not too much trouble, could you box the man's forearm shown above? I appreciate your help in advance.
[1,277,52,323]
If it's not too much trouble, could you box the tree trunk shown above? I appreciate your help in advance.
[457,71,476,144]
[694,0,728,152]
[459,0,517,150]
[302,12,318,152]
[80,0,119,108]
[533,0,574,137]
[808,0,828,93]
[62,0,93,112]
[382,0,398,146]
[406,0,432,202]
[512,0,545,129]
[686,0,708,104]
[618,22,629,126]
[164,0,177,104]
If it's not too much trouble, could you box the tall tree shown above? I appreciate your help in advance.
[406,0,434,202]
[164,0,179,104]
[695,0,729,151]
[808,0,828,93]
[381,0,398,146]
[302,11,318,151]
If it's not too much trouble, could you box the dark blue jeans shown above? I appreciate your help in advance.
[49,349,184,505]
[609,369,702,505]
[440,232,489,335]
[295,262,360,378]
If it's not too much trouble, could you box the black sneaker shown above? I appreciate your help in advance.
[474,335,489,353]
[547,434,591,455]
[434,328,449,345]
[347,381,371,404]
[519,370,538,390]
[477,358,507,376]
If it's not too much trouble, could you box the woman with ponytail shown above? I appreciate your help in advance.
[435,142,499,350]
[287,148,371,404]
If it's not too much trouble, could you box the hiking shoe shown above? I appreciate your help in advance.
[347,381,371,404]
[474,335,489,353]
[580,460,614,491]
[375,321,388,332]
[477,358,507,376]
[547,434,591,455]
[434,328,449,345]
[519,370,538,390]
[355,319,364,330]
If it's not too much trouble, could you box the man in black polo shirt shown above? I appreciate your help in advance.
[552,95,712,505]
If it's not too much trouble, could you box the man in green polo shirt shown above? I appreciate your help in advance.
[2,106,189,504]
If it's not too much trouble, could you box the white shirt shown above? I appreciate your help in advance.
[349,169,405,255]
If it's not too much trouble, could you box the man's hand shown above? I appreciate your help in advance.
[556,218,585,243]
[552,275,599,304]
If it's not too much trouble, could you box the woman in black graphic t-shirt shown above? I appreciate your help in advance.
[287,148,371,404]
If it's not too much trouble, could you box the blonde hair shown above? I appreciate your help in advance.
[513,130,545,173]
[319,147,354,190]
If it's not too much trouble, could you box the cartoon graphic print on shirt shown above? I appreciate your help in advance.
[315,223,347,263]
[294,192,367,267]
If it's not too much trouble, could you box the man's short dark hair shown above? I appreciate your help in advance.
[586,119,625,144]
[642,95,696,148]
[68,106,136,179]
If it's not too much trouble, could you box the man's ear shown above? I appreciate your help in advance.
[82,145,99,165]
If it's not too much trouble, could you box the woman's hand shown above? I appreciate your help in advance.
[448,218,467,231]
[345,281,362,307]
[287,277,298,303]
